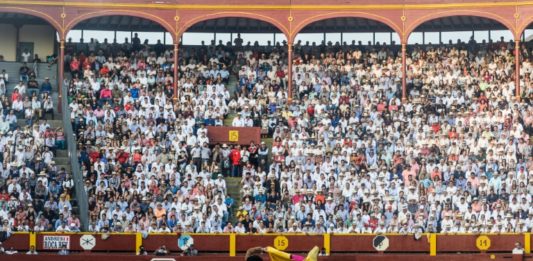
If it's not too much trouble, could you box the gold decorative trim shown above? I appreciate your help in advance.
[0,0,532,11]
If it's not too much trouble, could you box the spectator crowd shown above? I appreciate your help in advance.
[0,59,75,234]
[1,33,532,236]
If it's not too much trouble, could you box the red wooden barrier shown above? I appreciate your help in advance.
[206,126,261,145]
[331,234,429,252]
[2,233,29,250]
[437,234,523,252]
[142,234,229,252]
[330,235,374,252]
[0,253,525,261]
[1,233,530,255]
[35,233,136,252]
[236,234,323,252]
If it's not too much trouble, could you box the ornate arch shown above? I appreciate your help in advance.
[0,7,63,33]
[65,10,176,41]
[178,12,289,41]
[290,12,403,44]
[517,15,533,40]
[405,10,516,42]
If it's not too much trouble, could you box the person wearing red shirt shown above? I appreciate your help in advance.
[99,65,110,76]
[132,149,143,164]
[339,92,350,105]
[99,85,113,106]
[70,57,80,78]
[291,189,304,205]
[306,104,315,118]
[10,89,21,103]
[88,149,100,163]
[116,149,130,167]
[368,214,379,231]
[230,144,242,177]
[314,189,325,205]
[376,101,386,112]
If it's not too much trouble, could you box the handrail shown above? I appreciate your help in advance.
[61,79,89,231]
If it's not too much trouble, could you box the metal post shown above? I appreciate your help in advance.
[515,40,521,100]
[323,32,326,45]
[273,33,276,45]
[401,42,407,102]
[15,24,20,61]
[214,32,217,44]
[488,30,491,41]
[422,32,425,45]
[390,32,393,45]
[287,43,293,104]
[439,31,442,44]
[373,32,376,45]
[58,39,65,113]
[340,32,343,45]
[173,43,179,101]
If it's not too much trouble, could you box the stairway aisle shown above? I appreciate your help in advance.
[5,62,80,219]
[226,177,242,224]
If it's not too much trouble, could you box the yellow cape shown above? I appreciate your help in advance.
[265,246,319,261]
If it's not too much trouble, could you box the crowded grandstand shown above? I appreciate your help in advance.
[0,2,531,250]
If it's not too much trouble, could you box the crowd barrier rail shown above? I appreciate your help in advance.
[2,232,530,256]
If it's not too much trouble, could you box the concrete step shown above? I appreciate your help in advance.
[54,157,69,166]
[56,149,68,158]
[16,119,63,129]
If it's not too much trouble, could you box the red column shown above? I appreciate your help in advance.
[287,43,293,105]
[58,39,65,113]
[173,43,178,101]
[515,40,520,100]
[401,42,407,102]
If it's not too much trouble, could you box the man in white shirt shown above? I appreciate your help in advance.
[232,114,244,127]
[21,49,31,63]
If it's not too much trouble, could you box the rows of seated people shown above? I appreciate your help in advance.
[230,38,532,234]
[0,63,77,233]
[41,35,533,234]
[72,35,533,232]
[66,36,288,233]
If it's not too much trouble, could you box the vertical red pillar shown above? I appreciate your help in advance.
[515,40,521,100]
[287,43,293,105]
[401,42,407,102]
[173,43,179,101]
[58,39,65,113]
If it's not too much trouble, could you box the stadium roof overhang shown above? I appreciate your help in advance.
[0,13,530,33]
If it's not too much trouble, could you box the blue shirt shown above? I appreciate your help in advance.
[130,88,140,99]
